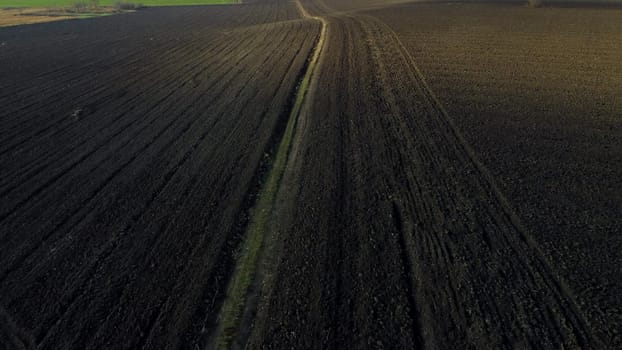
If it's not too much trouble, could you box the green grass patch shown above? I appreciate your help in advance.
[215,76,301,349]
[0,0,234,7]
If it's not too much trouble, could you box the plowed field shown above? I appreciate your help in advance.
[1,0,620,349]
[0,3,319,348]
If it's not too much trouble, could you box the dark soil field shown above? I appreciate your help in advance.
[1,0,620,349]
[0,2,319,348]
[370,2,622,346]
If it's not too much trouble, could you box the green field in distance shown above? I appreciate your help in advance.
[0,0,235,7]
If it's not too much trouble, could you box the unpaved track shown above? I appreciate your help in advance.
[0,3,319,349]
[244,0,602,348]
[208,1,327,348]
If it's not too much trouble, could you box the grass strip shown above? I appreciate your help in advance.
[0,0,234,8]
[213,5,327,349]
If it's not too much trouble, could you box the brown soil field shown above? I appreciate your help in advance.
[1,0,620,349]
[370,2,622,346]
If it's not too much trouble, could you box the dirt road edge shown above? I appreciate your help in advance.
[209,3,327,349]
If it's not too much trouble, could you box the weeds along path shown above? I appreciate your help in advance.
[208,1,327,348]
[240,1,601,349]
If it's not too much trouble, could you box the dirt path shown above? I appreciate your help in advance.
[207,1,327,348]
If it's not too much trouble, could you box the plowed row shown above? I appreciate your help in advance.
[0,3,319,349]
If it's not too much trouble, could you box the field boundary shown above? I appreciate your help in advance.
[0,0,239,27]
[208,2,327,348]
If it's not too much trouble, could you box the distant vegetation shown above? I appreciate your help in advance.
[64,0,143,12]
[0,0,234,27]
[0,0,233,7]
[113,1,142,10]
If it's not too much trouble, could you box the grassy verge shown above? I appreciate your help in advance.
[0,0,234,7]
[215,67,306,349]
[0,0,237,27]
[213,5,326,348]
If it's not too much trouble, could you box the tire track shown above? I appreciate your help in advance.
[392,202,426,350]
[382,16,597,347]
[360,13,598,348]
